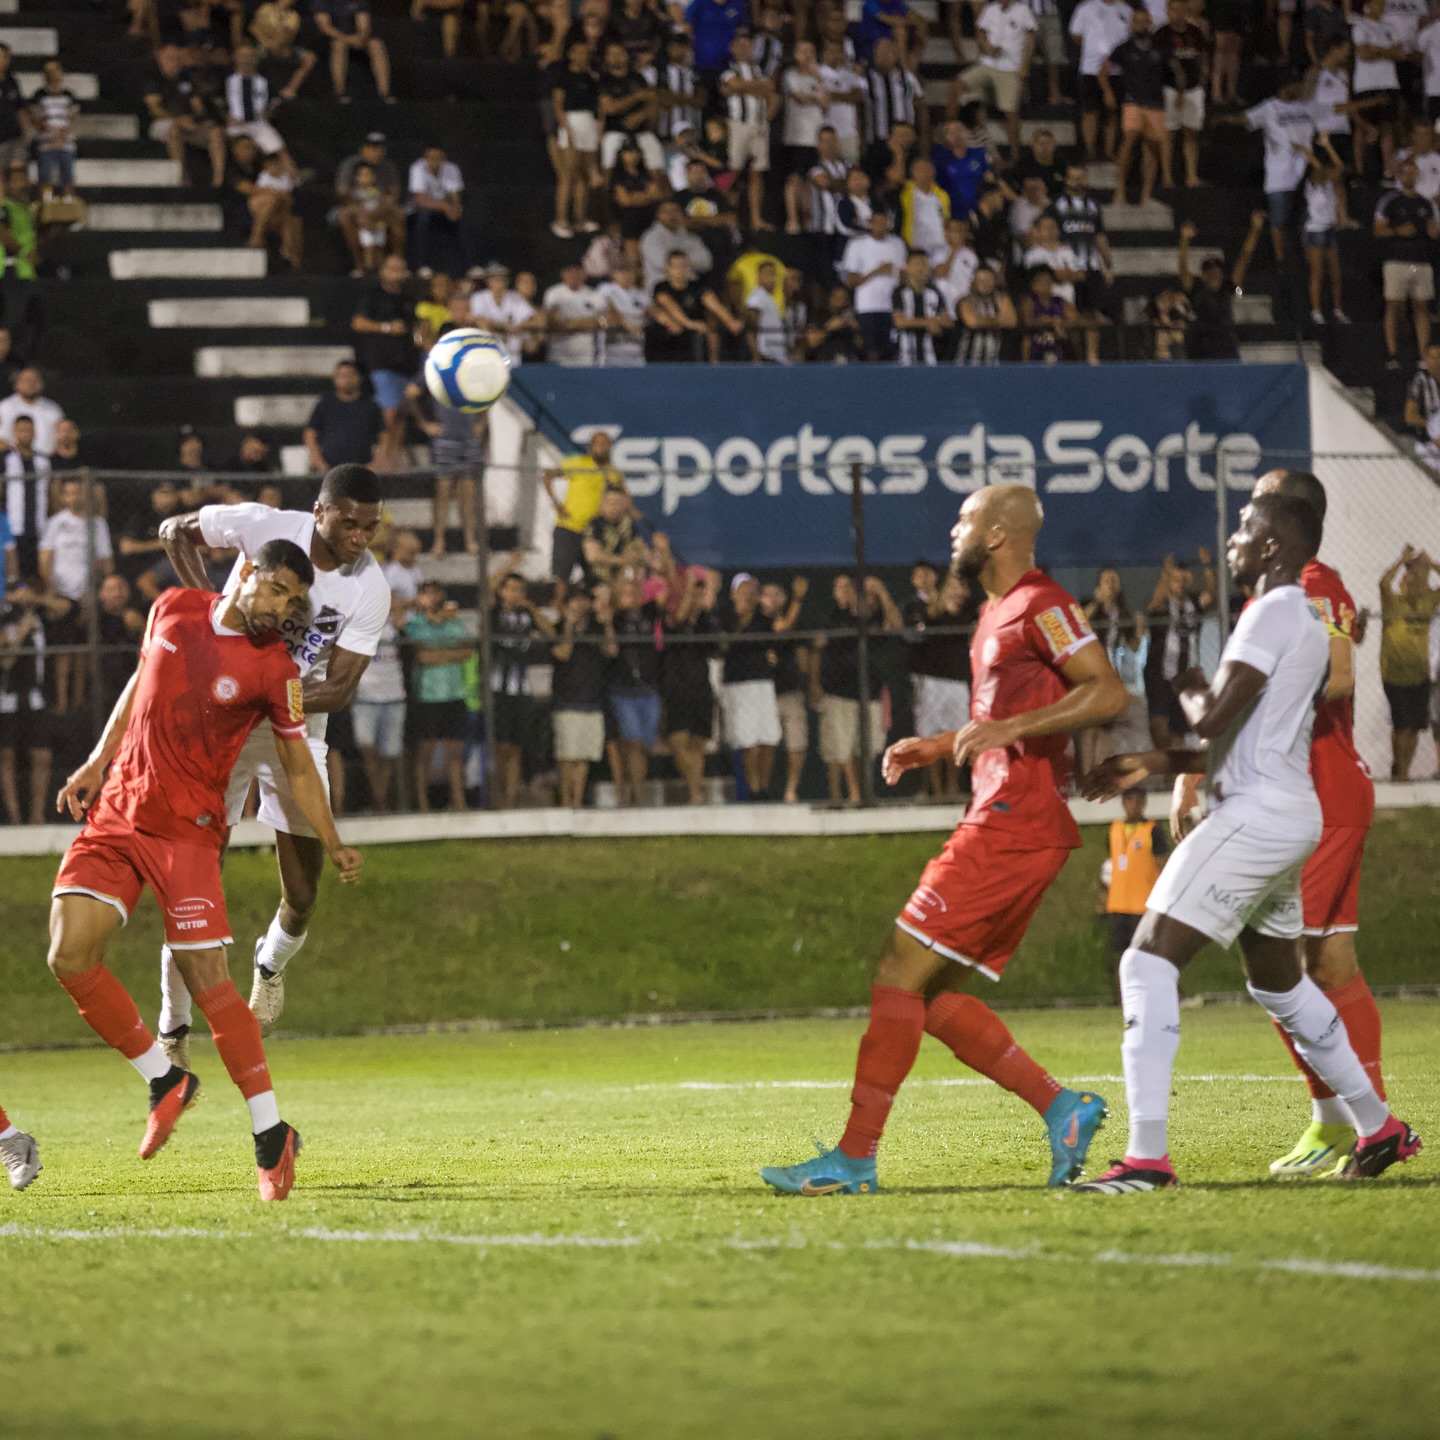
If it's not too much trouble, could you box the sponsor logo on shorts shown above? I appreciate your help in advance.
[287,679,305,723]
[213,675,239,702]
[903,884,948,921]
[169,896,214,931]
[1204,883,1241,914]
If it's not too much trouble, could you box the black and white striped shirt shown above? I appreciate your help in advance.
[659,61,700,139]
[863,64,921,143]
[722,62,768,126]
[225,71,271,124]
[957,292,1003,365]
[1408,364,1440,424]
[752,33,785,78]
[32,88,80,148]
[836,193,873,237]
[1048,192,1106,272]
[892,282,945,365]
[809,156,848,233]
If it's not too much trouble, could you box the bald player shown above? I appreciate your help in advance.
[762,486,1130,1196]
[1075,495,1419,1193]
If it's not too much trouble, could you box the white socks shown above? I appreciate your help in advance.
[1119,948,1182,1161]
[0,1124,18,1141]
[246,1091,281,1135]
[256,913,306,977]
[158,945,193,1035]
[1313,1096,1356,1128]
[1249,978,1390,1137]
[130,1042,173,1082]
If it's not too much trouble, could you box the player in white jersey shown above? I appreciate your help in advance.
[155,465,388,1054]
[1073,494,1421,1193]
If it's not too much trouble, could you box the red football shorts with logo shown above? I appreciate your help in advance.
[896,827,1072,980]
[1301,824,1368,937]
[53,826,233,949]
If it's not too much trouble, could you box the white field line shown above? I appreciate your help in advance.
[644,1074,1307,1093]
[2,1221,1437,1284]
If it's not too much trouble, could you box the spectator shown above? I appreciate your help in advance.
[955,263,1016,363]
[864,40,926,163]
[38,473,113,717]
[1009,175,1050,253]
[0,586,54,824]
[810,282,861,361]
[678,0,748,94]
[934,215,978,308]
[674,156,740,241]
[1155,0,1208,190]
[117,480,180,585]
[352,605,405,812]
[1375,158,1440,369]
[613,0,667,64]
[812,573,899,803]
[1070,0,1132,161]
[351,255,416,471]
[641,197,714,291]
[304,360,383,471]
[1030,0,1068,108]
[835,164,875,238]
[961,0,1036,161]
[314,0,392,102]
[550,588,617,807]
[1350,0,1402,176]
[1102,788,1168,963]
[383,527,422,611]
[1,408,49,576]
[1080,564,1146,772]
[1403,338,1440,435]
[892,249,950,364]
[1147,276,1193,358]
[930,119,994,224]
[1303,136,1350,327]
[582,483,648,580]
[470,262,539,365]
[857,0,925,66]
[662,566,720,804]
[1306,0,1349,68]
[718,571,782,798]
[249,0,318,100]
[1020,264,1073,363]
[31,60,80,201]
[408,145,466,273]
[1103,8,1166,207]
[1144,550,1213,749]
[407,580,470,811]
[512,271,545,358]
[598,42,665,181]
[843,208,907,360]
[610,141,667,245]
[0,45,31,174]
[1022,214,1084,303]
[407,360,486,557]
[1177,215,1260,360]
[0,166,39,357]
[336,132,404,274]
[488,565,554,809]
[49,417,84,478]
[1010,127,1066,198]
[224,46,288,160]
[412,0,470,59]
[745,257,790,361]
[145,45,226,190]
[232,431,277,478]
[903,562,975,796]
[551,37,601,238]
[0,506,13,589]
[1379,546,1440,778]
[647,248,744,361]
[819,38,865,164]
[968,179,1012,271]
[1048,163,1112,363]
[247,149,303,268]
[0,328,17,394]
[1420,7,1440,121]
[1242,75,1326,266]
[415,271,455,348]
[598,256,650,365]
[721,33,779,232]
[95,573,144,713]
[898,156,950,254]
[1395,119,1440,203]
[781,41,828,233]
[607,575,663,805]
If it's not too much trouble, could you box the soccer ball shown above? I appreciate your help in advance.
[424,328,511,414]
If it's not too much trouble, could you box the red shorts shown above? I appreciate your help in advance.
[1301,823,1368,937]
[53,827,233,949]
[896,827,1071,981]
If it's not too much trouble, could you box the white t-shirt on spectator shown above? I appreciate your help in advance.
[409,159,464,204]
[471,289,536,365]
[1304,177,1338,231]
[746,287,789,362]
[934,244,979,306]
[1351,15,1401,93]
[1246,97,1325,193]
[596,280,649,364]
[382,558,419,606]
[0,393,64,453]
[1022,242,1082,303]
[543,282,603,366]
[782,68,827,146]
[1383,0,1427,50]
[354,616,406,704]
[1396,146,1440,200]
[842,233,909,312]
[977,1,1038,72]
[39,509,112,601]
[1419,20,1440,94]
[1069,0,1133,76]
[1312,66,1352,135]
[908,187,948,254]
[820,64,864,142]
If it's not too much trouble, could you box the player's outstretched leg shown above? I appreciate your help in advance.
[49,896,201,1160]
[158,944,194,1071]
[0,1106,42,1191]
[924,991,1109,1186]
[249,834,324,1035]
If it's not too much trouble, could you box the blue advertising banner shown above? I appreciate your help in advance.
[513,363,1310,568]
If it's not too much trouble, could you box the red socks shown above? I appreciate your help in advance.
[926,992,1063,1116]
[838,986,925,1159]
[0,1106,8,1131]
[1274,973,1385,1101]
[194,981,273,1099]
[59,964,155,1061]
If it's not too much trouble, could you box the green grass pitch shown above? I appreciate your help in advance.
[3,1005,1439,1439]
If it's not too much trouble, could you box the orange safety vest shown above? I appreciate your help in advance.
[1106,820,1162,916]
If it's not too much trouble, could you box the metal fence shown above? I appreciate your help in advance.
[1,448,1437,822]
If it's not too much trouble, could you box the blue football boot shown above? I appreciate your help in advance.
[1043,1089,1109,1187]
[760,1143,879,1196]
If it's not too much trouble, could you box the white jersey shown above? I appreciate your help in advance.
[199,502,391,742]
[1206,583,1327,822]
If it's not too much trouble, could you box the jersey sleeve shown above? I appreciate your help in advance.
[1307,579,1356,641]
[198,501,279,555]
[266,653,309,740]
[1224,593,1293,678]
[1025,592,1098,668]
[338,566,392,659]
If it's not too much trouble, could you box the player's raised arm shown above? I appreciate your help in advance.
[158,512,215,590]
[161,501,277,591]
[271,733,363,883]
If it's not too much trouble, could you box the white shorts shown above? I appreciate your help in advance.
[820,694,884,764]
[1144,796,1321,948]
[352,699,405,759]
[554,708,605,763]
[1163,85,1204,133]
[601,130,664,171]
[913,674,971,738]
[224,727,330,838]
[727,119,771,173]
[228,119,286,155]
[558,110,599,153]
[721,679,782,750]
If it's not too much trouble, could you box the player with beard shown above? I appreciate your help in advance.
[761,486,1129,1196]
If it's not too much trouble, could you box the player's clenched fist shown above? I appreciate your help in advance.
[328,846,364,884]
[881,735,949,786]
[56,760,106,821]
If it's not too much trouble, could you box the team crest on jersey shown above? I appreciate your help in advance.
[286,679,305,722]
[212,675,239,702]
[312,606,342,637]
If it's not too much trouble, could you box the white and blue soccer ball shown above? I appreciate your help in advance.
[424,328,512,414]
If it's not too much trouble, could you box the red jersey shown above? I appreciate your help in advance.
[86,588,307,848]
[1301,559,1375,829]
[962,570,1097,850]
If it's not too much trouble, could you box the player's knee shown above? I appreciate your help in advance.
[1306,936,1360,990]
[46,931,96,979]
[280,890,317,928]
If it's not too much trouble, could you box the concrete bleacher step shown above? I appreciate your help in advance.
[1121,292,1275,326]
[1241,340,1321,365]
[386,498,432,529]
[1102,200,1174,232]
[76,158,180,187]
[1022,118,1075,146]
[0,26,57,55]
[195,345,352,379]
[150,297,311,329]
[73,114,138,141]
[86,202,221,232]
[234,393,321,426]
[280,443,310,475]
[109,248,266,280]
[0,1,17,15]
[18,70,96,99]
[1110,245,1222,277]
[1086,162,1118,189]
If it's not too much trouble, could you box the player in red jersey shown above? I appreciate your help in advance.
[47,539,362,1202]
[761,486,1129,1195]
[1173,469,1383,1178]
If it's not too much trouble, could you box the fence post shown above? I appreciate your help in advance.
[475,458,496,807]
[83,466,103,740]
[850,459,875,808]
[1215,449,1230,639]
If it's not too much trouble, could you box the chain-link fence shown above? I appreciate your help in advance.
[1,449,1436,823]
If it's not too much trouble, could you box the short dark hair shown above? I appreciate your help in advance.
[253,537,315,588]
[1252,491,1323,562]
[318,463,381,508]
[1265,469,1328,524]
